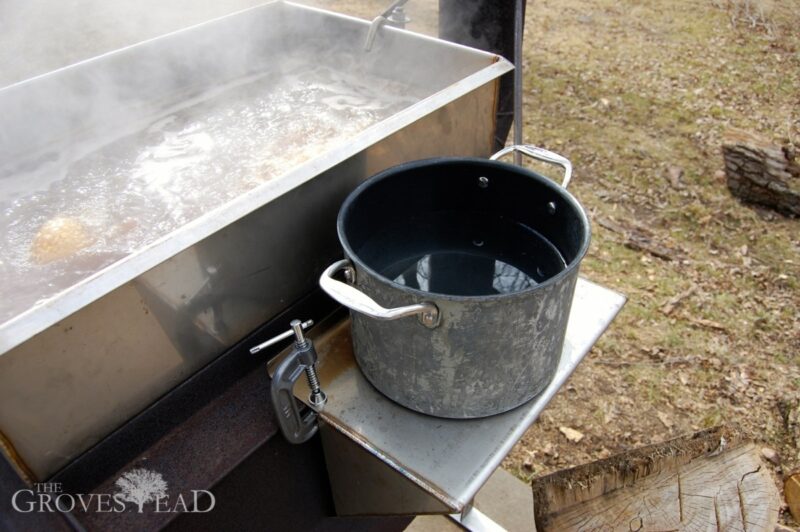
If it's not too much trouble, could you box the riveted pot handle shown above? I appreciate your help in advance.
[320,260,440,328]
[490,145,573,188]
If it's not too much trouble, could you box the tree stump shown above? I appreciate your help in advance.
[532,426,781,531]
[722,129,800,216]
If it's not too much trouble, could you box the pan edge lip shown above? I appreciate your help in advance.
[336,157,592,303]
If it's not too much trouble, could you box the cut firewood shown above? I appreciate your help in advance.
[784,470,800,523]
[532,426,780,531]
[722,128,800,216]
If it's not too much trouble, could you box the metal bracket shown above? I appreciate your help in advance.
[449,505,507,532]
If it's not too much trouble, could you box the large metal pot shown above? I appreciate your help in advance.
[319,146,590,418]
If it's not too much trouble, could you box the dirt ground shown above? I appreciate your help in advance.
[500,0,800,519]
[312,0,800,518]
[500,0,799,476]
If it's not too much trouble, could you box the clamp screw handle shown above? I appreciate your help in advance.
[250,319,314,354]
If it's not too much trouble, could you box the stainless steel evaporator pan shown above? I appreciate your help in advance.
[0,1,511,479]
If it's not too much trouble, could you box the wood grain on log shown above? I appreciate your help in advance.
[532,426,781,531]
[722,128,799,216]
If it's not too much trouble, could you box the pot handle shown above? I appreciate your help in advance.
[320,259,440,329]
[490,145,573,188]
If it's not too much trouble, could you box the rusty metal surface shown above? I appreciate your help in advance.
[72,367,275,530]
[0,452,74,532]
[52,289,335,488]
[39,290,349,530]
[19,289,407,530]
[168,428,413,532]
[275,277,626,513]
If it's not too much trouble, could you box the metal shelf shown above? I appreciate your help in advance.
[272,277,625,515]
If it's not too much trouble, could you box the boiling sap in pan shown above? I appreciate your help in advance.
[360,212,567,297]
[0,65,423,324]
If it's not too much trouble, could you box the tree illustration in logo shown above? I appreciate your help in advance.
[115,468,168,512]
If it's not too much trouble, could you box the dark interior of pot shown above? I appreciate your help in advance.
[340,159,590,297]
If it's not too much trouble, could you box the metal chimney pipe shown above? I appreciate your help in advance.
[513,0,524,166]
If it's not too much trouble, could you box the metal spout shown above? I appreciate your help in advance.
[364,0,410,52]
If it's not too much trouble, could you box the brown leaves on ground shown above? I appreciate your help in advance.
[503,0,800,522]
[559,426,585,443]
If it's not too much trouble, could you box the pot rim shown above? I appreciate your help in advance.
[337,157,592,302]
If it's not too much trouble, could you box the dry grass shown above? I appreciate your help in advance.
[717,0,776,31]
[501,0,800,521]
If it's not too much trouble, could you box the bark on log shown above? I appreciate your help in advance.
[722,128,800,216]
[532,426,781,531]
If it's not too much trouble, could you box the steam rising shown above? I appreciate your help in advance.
[0,0,267,88]
[0,0,502,329]
[0,2,437,326]
[438,0,496,51]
